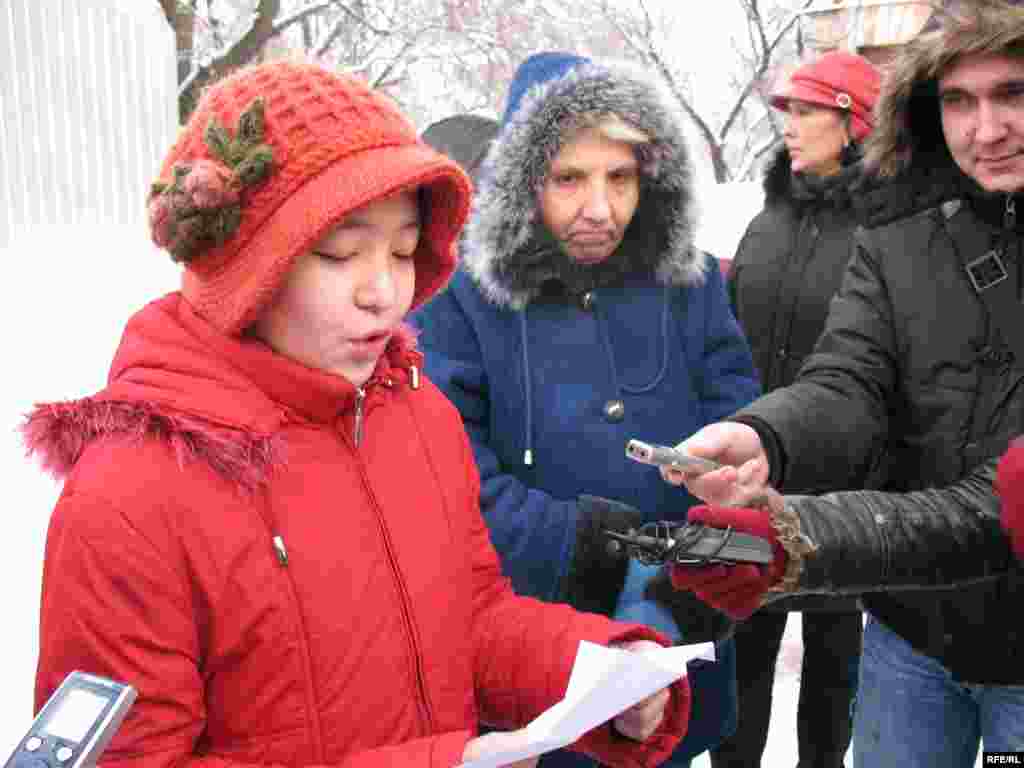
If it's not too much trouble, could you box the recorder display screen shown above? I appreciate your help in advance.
[42,689,108,743]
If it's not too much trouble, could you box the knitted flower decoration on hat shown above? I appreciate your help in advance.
[148,98,273,263]
[148,61,472,336]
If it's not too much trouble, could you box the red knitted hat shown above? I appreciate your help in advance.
[148,61,472,335]
[771,51,881,141]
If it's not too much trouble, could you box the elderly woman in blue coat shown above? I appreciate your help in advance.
[413,52,760,767]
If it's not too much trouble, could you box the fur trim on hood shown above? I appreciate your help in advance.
[22,399,283,492]
[462,59,704,309]
[866,0,1024,179]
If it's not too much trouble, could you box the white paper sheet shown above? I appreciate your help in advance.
[458,641,714,768]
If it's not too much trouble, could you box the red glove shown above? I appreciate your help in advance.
[996,438,1024,560]
[668,504,788,620]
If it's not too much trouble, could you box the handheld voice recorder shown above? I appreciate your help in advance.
[626,439,722,475]
[4,672,136,768]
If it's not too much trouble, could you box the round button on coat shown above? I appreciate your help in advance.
[603,399,625,422]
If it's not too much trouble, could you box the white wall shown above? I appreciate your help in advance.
[1,0,179,755]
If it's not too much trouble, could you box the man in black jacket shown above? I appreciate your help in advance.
[664,2,1024,766]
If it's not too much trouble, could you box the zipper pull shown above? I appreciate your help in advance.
[354,387,365,446]
[410,365,420,390]
[1006,195,1017,230]
[272,535,289,566]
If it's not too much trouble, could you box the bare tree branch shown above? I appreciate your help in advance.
[272,0,336,35]
[179,0,281,120]
[737,132,781,180]
[718,0,812,142]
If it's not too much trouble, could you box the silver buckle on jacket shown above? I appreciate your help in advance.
[965,250,1009,293]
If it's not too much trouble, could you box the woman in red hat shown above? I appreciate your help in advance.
[21,60,690,768]
[716,50,881,768]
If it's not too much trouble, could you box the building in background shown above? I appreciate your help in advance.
[800,0,935,66]
[0,0,178,247]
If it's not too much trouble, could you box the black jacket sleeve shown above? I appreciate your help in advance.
[731,231,896,494]
[780,459,1019,595]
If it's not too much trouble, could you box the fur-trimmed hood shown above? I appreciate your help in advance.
[866,0,1024,179]
[462,57,704,309]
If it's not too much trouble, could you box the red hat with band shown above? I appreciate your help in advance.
[771,51,882,141]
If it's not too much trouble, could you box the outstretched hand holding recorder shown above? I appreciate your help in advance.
[609,439,775,569]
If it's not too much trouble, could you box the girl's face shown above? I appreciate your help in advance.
[250,189,420,387]
[782,99,849,178]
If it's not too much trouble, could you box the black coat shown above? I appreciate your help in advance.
[731,149,865,397]
[729,149,873,612]
[734,185,1024,683]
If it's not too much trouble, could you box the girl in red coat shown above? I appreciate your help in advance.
[22,61,689,768]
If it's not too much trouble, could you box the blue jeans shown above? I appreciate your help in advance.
[854,613,1024,768]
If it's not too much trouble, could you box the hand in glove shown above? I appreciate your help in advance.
[562,495,643,616]
[668,490,814,620]
[643,567,735,644]
[996,438,1024,560]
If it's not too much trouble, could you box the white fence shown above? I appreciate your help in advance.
[0,0,179,754]
[0,0,178,245]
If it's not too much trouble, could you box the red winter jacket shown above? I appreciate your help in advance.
[25,293,688,768]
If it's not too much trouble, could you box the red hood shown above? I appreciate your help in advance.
[22,293,422,489]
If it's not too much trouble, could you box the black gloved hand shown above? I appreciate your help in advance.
[561,495,643,616]
[644,568,736,644]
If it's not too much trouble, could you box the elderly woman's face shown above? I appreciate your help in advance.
[782,99,848,178]
[250,189,420,386]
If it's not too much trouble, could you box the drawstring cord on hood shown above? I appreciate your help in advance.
[596,286,673,396]
[517,288,672,467]
[520,310,534,465]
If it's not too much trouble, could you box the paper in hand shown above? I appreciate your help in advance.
[457,641,714,768]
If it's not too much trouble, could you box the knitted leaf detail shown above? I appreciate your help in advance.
[148,97,275,264]
[235,145,274,188]
[237,97,266,145]
[205,118,233,166]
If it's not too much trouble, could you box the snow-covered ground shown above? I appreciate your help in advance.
[690,614,847,768]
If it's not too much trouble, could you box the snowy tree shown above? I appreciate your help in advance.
[158,0,809,180]
[596,0,811,182]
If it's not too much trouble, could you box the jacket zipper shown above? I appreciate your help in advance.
[347,371,435,731]
[272,535,289,565]
[353,387,366,446]
[1007,195,1019,303]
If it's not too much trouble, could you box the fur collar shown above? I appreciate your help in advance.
[462,59,704,309]
[762,147,864,212]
